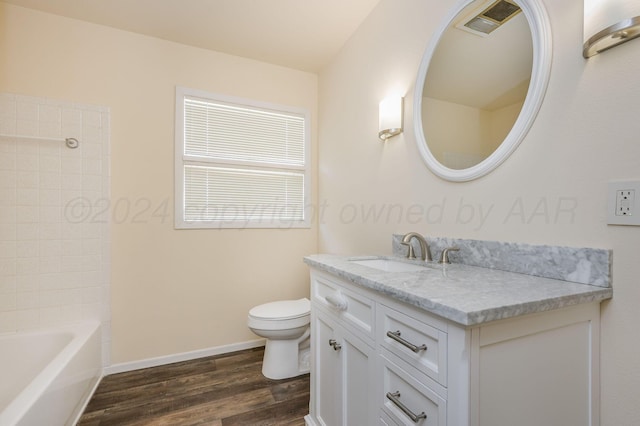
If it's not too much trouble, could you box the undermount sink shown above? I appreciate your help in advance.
[350,258,428,272]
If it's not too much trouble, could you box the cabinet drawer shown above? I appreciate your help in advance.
[311,271,375,339]
[379,411,399,425]
[378,304,447,386]
[381,356,446,426]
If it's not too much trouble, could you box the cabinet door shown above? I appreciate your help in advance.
[312,307,377,426]
[341,326,377,426]
[313,310,342,426]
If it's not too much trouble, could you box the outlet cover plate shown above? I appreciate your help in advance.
[608,180,640,226]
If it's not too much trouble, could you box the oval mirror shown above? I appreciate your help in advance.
[413,0,552,181]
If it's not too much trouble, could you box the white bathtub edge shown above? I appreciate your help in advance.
[104,338,266,375]
[69,371,103,426]
[0,321,102,426]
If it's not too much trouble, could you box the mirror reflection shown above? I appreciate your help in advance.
[421,0,533,170]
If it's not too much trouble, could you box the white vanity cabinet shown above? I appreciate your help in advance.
[310,271,377,426]
[305,269,602,426]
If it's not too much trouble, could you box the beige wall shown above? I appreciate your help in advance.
[422,97,523,168]
[0,3,318,364]
[318,0,639,424]
[3,0,639,423]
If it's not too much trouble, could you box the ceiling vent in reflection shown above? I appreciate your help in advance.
[458,0,522,36]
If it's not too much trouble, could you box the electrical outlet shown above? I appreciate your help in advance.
[608,181,640,226]
[616,189,634,216]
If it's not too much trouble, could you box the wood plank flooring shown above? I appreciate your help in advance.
[78,347,310,426]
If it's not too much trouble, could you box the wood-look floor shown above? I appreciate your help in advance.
[78,347,310,426]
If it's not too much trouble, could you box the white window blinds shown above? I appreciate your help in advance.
[175,87,310,229]
[184,98,305,166]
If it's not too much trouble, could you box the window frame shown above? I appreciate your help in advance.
[174,86,311,229]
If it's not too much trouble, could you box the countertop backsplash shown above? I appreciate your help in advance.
[392,235,611,288]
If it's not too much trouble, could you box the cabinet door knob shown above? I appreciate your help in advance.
[328,339,342,351]
[386,391,427,423]
[386,330,427,353]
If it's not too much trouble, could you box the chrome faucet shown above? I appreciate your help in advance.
[400,232,432,262]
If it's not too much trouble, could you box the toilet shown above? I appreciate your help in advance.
[248,298,311,380]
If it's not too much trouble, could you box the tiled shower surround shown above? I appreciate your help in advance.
[0,93,111,365]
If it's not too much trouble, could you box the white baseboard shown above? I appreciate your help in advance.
[103,338,266,376]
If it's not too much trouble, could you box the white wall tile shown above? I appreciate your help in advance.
[16,100,38,121]
[0,311,17,332]
[39,256,61,273]
[61,157,82,174]
[39,172,61,189]
[15,206,39,223]
[61,239,82,256]
[15,140,38,155]
[16,120,38,137]
[16,258,38,275]
[17,171,39,189]
[0,276,16,293]
[16,292,38,309]
[39,155,61,173]
[0,117,17,135]
[39,273,62,290]
[16,224,38,240]
[38,122,62,139]
[38,104,61,123]
[0,154,16,170]
[0,223,16,241]
[0,139,16,153]
[0,95,17,117]
[0,259,16,276]
[0,189,17,206]
[0,206,16,224]
[16,188,38,206]
[39,206,61,223]
[82,126,101,144]
[0,171,17,188]
[16,240,38,258]
[16,274,38,292]
[39,189,60,206]
[0,293,16,311]
[82,175,102,192]
[39,240,61,257]
[0,240,16,258]
[0,93,109,355]
[82,158,102,175]
[16,154,38,171]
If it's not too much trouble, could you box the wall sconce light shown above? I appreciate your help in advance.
[378,96,403,141]
[584,0,640,57]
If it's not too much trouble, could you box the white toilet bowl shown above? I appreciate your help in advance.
[248,298,311,380]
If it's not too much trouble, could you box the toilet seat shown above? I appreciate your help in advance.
[249,298,310,320]
[248,298,310,330]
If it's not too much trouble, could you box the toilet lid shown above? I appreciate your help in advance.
[249,298,310,320]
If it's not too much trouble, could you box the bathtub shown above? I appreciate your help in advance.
[0,322,102,426]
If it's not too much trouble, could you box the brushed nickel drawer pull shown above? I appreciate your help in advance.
[386,391,427,423]
[386,330,427,353]
[328,339,342,351]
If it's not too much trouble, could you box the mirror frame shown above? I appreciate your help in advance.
[413,0,552,182]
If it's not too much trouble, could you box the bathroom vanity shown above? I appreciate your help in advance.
[303,249,612,426]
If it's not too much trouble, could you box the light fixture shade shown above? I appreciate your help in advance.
[584,0,640,57]
[378,97,403,140]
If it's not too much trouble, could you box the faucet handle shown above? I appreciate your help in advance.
[439,246,460,264]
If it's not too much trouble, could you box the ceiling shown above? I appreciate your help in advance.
[1,0,381,72]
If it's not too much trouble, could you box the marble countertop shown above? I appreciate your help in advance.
[304,254,613,327]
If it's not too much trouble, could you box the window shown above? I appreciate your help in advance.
[175,87,311,229]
